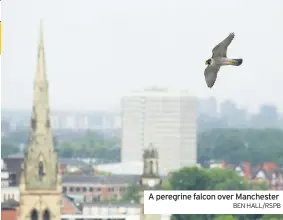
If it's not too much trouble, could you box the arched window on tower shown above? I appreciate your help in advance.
[43,209,50,220]
[38,161,45,180]
[149,161,153,174]
[31,209,38,220]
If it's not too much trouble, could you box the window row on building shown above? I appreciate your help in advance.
[62,186,126,193]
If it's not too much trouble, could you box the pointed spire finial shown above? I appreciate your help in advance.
[35,19,47,84]
[39,19,44,49]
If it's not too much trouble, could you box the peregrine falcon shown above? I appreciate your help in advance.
[204,32,243,88]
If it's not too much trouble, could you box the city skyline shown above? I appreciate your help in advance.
[2,97,283,115]
[2,96,282,132]
[2,0,283,113]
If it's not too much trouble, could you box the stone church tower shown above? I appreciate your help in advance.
[19,21,62,220]
[140,143,162,220]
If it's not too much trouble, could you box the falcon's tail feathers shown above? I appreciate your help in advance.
[231,59,243,66]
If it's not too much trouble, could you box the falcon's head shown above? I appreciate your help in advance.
[205,59,211,65]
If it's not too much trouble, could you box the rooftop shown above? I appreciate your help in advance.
[83,201,140,207]
[62,174,141,185]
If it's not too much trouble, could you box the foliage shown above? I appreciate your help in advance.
[1,130,29,157]
[198,128,283,166]
[55,131,120,160]
[206,168,249,190]
[169,167,210,190]
[168,167,271,220]
[213,216,237,220]
[121,183,141,203]
[170,167,245,220]
[94,170,112,175]
[1,130,120,161]
[52,131,120,160]
[4,130,29,144]
[121,167,274,220]
[1,141,19,157]
[122,178,173,203]
[3,128,283,166]
[102,166,268,211]
[251,182,268,190]
[169,167,248,191]
[63,170,84,176]
[161,179,172,190]
[260,215,283,220]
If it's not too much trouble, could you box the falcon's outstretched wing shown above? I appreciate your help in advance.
[212,33,235,58]
[204,65,221,88]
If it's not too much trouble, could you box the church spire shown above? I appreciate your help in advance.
[22,21,59,190]
[19,21,62,220]
[30,20,51,142]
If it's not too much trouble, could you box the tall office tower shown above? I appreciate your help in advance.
[121,87,197,171]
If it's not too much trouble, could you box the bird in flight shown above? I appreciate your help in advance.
[204,32,243,88]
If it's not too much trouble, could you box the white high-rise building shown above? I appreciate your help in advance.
[121,87,197,171]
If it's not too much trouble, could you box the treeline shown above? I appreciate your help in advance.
[198,128,283,166]
[1,130,120,161]
[2,128,283,167]
[54,131,120,161]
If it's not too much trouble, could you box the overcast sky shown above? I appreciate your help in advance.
[2,0,283,113]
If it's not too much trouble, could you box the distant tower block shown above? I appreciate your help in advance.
[121,88,197,171]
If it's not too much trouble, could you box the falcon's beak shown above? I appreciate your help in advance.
[205,60,208,65]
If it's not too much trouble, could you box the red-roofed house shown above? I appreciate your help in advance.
[252,162,282,190]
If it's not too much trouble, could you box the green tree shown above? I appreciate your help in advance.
[251,181,268,190]
[121,177,172,203]
[172,214,209,220]
[168,167,270,220]
[198,128,283,167]
[169,167,237,220]
[169,167,210,190]
[57,142,74,157]
[161,179,172,190]
[213,216,237,220]
[121,183,140,203]
[213,137,250,165]
[1,142,19,157]
[261,215,283,220]
[55,131,120,160]
[206,168,248,190]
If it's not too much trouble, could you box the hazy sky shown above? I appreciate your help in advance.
[2,0,283,113]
